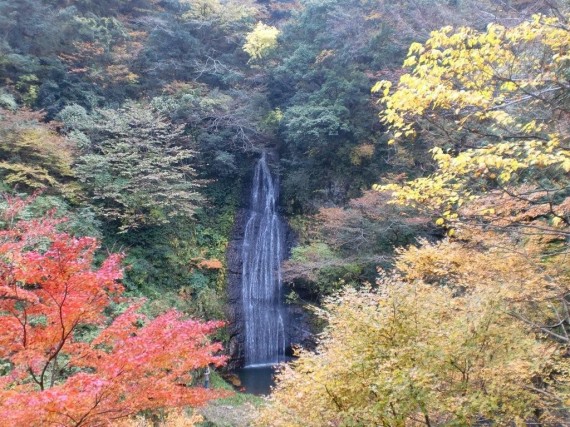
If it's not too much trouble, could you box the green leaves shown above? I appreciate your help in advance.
[74,102,203,231]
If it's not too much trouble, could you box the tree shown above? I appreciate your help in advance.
[282,190,430,296]
[243,22,280,61]
[0,108,76,194]
[0,196,228,426]
[258,238,570,426]
[370,10,570,347]
[373,12,570,229]
[70,102,204,231]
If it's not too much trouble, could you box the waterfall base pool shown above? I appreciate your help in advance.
[236,365,276,395]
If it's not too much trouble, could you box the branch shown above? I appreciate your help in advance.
[507,311,569,343]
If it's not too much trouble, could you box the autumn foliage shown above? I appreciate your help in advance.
[0,196,228,426]
[259,8,570,426]
[373,12,570,229]
[258,232,570,426]
[0,109,75,193]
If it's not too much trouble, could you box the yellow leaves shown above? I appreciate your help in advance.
[486,110,515,126]
[0,161,56,188]
[500,81,518,92]
[371,80,391,96]
[520,120,546,134]
[0,110,76,192]
[375,11,569,160]
[258,238,569,426]
[403,54,417,67]
[349,143,375,166]
[408,42,424,55]
[436,217,445,226]
[243,22,280,61]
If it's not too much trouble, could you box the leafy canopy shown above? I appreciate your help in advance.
[243,22,280,61]
[258,233,570,426]
[0,196,228,426]
[71,102,203,231]
[0,109,75,194]
[373,13,570,226]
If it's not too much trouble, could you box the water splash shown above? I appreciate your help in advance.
[241,154,285,366]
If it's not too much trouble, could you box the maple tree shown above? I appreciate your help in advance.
[0,196,228,426]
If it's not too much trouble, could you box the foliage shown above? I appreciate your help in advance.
[151,83,270,153]
[181,0,258,28]
[104,176,240,322]
[243,22,280,61]
[259,232,570,426]
[284,242,366,297]
[283,190,431,296]
[269,0,534,213]
[374,13,570,228]
[316,190,429,253]
[114,408,205,427]
[255,7,570,425]
[262,10,570,423]
[0,109,75,194]
[0,197,229,426]
[0,0,268,329]
[72,102,203,231]
[0,194,102,239]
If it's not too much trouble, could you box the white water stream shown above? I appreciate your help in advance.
[241,154,286,367]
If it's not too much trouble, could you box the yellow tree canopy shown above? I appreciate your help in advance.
[243,22,280,61]
[257,232,570,426]
[373,14,570,226]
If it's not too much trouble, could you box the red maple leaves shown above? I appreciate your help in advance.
[0,196,228,426]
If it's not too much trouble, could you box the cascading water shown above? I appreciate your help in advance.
[241,153,286,367]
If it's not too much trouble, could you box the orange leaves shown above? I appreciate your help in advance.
[0,197,228,426]
[197,258,224,270]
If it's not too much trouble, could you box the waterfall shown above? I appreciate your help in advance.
[241,153,286,367]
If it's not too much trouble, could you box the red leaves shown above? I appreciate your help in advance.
[0,197,228,426]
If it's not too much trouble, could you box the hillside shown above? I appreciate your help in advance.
[0,0,569,425]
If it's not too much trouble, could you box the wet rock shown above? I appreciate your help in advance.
[226,208,248,369]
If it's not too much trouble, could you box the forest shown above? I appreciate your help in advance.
[0,0,569,425]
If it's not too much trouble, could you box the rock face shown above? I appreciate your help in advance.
[226,207,249,369]
[226,155,316,369]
